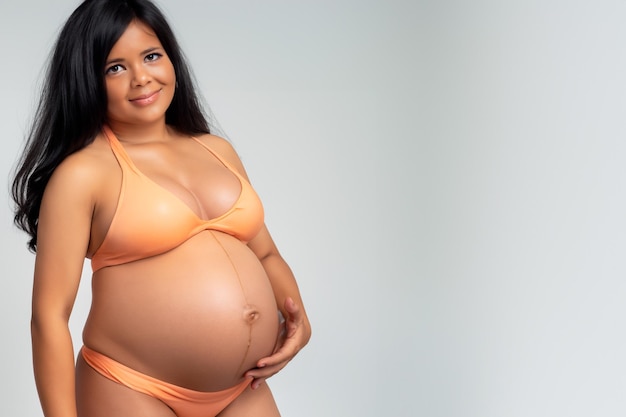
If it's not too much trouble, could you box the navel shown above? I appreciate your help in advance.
[243,305,261,324]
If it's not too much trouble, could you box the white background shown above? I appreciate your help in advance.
[1,1,625,416]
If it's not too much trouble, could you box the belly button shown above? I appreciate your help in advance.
[243,305,260,323]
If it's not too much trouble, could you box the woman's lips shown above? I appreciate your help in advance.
[129,89,161,106]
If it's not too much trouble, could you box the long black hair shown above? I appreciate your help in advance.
[12,0,211,252]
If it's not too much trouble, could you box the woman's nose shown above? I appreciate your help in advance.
[132,66,150,86]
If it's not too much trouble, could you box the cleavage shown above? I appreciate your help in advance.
[125,142,242,221]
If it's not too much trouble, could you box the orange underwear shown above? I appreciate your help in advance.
[80,346,251,417]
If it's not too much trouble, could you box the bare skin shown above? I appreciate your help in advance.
[31,20,311,417]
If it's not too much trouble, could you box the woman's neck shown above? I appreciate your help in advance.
[106,120,174,144]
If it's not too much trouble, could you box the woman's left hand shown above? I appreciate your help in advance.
[245,297,310,389]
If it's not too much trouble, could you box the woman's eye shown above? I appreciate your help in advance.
[105,64,123,74]
[145,53,162,62]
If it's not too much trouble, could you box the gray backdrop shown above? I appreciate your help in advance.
[1,1,625,416]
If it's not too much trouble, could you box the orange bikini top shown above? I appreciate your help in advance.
[90,126,264,272]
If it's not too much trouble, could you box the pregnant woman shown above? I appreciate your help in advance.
[11,1,311,416]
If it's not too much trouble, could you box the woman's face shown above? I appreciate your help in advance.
[104,20,176,127]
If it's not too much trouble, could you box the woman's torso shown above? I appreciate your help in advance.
[80,128,279,392]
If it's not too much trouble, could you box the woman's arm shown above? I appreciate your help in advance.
[245,226,312,389]
[31,156,95,417]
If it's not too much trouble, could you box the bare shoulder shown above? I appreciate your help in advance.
[37,134,115,264]
[195,133,240,162]
[194,133,248,174]
[45,134,115,199]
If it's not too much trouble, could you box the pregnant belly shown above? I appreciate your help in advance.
[83,230,280,392]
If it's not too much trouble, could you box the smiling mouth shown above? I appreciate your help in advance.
[129,89,161,105]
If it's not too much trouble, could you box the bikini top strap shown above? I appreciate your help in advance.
[190,136,244,179]
[102,125,141,175]
[102,126,242,180]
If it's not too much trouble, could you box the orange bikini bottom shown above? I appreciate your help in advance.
[80,346,251,417]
